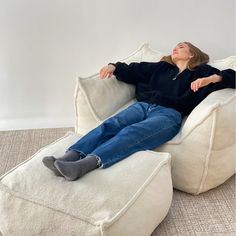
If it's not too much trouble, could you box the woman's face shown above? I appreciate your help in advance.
[171,43,193,61]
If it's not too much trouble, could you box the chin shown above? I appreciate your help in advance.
[171,55,177,62]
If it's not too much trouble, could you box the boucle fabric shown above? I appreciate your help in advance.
[74,43,236,194]
[156,88,235,194]
[0,131,173,236]
[1,128,235,236]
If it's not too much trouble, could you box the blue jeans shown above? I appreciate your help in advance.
[67,102,182,168]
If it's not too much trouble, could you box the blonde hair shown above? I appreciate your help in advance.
[160,42,209,70]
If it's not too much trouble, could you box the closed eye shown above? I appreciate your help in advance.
[177,43,185,48]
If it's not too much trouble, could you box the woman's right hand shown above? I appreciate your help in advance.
[99,64,116,79]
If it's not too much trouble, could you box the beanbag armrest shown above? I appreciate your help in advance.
[74,74,135,134]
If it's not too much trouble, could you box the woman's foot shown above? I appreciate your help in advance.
[42,156,62,176]
[54,155,98,181]
[42,150,85,176]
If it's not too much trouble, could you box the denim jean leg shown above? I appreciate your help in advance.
[66,102,150,155]
[90,106,182,168]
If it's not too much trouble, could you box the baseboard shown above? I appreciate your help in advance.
[0,117,75,131]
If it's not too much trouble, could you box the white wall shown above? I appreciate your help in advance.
[0,0,235,130]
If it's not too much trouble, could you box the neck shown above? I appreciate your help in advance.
[174,60,190,72]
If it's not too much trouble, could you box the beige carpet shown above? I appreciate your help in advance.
[0,128,235,236]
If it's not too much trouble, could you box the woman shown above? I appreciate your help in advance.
[42,42,235,181]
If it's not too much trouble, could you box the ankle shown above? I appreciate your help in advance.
[86,154,102,168]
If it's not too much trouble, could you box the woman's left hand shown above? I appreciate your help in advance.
[191,74,222,92]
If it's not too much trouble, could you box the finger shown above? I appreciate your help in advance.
[104,71,109,78]
[195,83,199,92]
[194,83,199,92]
[194,83,198,92]
[102,70,109,79]
[101,68,109,79]
[99,69,104,79]
[100,70,105,79]
[192,82,197,92]
[194,80,200,90]
[191,80,198,91]
[191,82,194,91]
[108,72,113,78]
[100,67,105,77]
[99,71,103,79]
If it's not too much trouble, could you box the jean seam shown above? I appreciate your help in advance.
[101,123,181,168]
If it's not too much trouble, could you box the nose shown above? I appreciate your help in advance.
[173,49,178,54]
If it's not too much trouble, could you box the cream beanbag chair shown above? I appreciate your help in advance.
[74,43,236,195]
[0,132,173,236]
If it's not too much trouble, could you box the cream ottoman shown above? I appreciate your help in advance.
[0,131,173,236]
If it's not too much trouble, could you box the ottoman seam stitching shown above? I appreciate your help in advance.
[196,109,217,195]
[0,182,99,226]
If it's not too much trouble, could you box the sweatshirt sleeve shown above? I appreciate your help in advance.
[219,69,236,88]
[184,65,235,106]
[197,64,235,88]
[175,67,235,116]
[108,61,159,85]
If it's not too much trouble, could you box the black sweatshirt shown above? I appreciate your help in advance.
[109,61,235,117]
